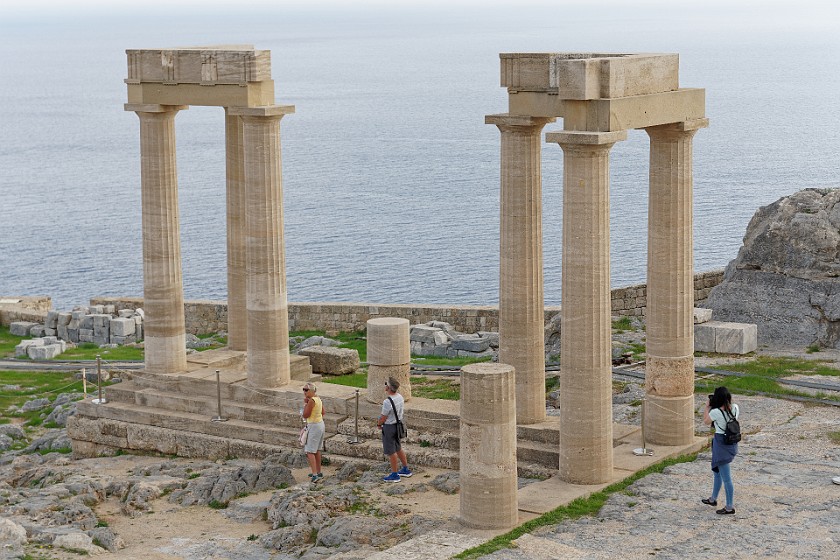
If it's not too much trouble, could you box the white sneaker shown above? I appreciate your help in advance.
[832,476,840,485]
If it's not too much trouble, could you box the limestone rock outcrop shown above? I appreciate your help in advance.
[705,188,840,348]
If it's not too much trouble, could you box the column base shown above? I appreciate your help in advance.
[643,394,695,446]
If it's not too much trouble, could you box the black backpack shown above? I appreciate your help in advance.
[720,408,741,444]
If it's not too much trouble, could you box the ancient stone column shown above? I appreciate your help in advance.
[224,110,247,352]
[460,362,518,529]
[486,114,555,425]
[228,105,295,388]
[366,317,411,404]
[545,129,626,484]
[643,118,709,445]
[126,103,189,374]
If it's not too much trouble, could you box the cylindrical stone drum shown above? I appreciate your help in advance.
[366,318,411,404]
[459,362,518,530]
[643,394,695,446]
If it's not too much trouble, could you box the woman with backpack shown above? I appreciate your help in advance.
[702,386,740,515]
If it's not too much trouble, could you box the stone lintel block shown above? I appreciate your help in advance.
[693,308,712,324]
[545,129,628,146]
[124,103,189,113]
[500,52,679,99]
[510,88,705,131]
[126,47,272,85]
[452,335,491,353]
[110,317,136,337]
[126,78,277,107]
[694,321,757,354]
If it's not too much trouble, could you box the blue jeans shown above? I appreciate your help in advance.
[712,462,734,508]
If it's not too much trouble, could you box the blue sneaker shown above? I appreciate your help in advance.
[382,472,401,483]
[397,466,413,478]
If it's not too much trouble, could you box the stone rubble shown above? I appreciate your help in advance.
[10,305,146,360]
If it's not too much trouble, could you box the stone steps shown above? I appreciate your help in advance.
[104,382,347,433]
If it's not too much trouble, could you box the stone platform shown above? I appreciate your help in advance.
[68,353,706,521]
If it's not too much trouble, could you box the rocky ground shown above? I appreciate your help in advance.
[2,341,840,559]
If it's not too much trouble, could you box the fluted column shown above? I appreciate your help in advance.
[127,103,189,374]
[486,114,555,425]
[644,118,709,445]
[229,105,295,388]
[224,110,247,351]
[546,129,626,484]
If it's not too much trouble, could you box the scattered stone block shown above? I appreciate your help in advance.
[452,334,491,353]
[29,325,46,337]
[15,339,43,357]
[45,311,59,329]
[104,305,115,314]
[110,317,136,337]
[478,331,500,348]
[80,315,93,329]
[89,305,104,314]
[410,325,443,344]
[28,344,64,360]
[44,328,56,336]
[298,346,360,375]
[694,308,712,324]
[694,321,757,354]
[9,321,38,336]
[118,309,134,318]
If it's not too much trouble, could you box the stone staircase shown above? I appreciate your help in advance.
[69,354,640,479]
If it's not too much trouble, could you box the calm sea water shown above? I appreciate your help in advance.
[1,3,839,311]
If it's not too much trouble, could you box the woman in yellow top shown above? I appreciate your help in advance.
[302,382,325,482]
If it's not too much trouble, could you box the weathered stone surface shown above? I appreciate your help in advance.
[28,344,64,360]
[706,188,840,348]
[451,334,490,353]
[694,321,758,354]
[0,517,27,548]
[110,317,136,337]
[693,308,712,324]
[298,346,360,375]
[15,338,43,357]
[9,321,37,336]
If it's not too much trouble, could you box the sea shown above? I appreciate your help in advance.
[1,1,839,311]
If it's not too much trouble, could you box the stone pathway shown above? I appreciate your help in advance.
[476,395,840,560]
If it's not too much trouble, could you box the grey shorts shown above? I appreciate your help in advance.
[304,421,325,454]
[382,423,401,456]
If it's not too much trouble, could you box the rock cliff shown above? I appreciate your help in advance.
[705,188,840,348]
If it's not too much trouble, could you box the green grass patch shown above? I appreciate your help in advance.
[208,499,228,509]
[411,376,460,400]
[828,431,840,445]
[0,370,84,422]
[806,343,821,354]
[0,325,27,358]
[627,342,646,360]
[611,316,633,332]
[59,343,144,361]
[698,356,840,403]
[290,330,368,361]
[321,372,367,389]
[455,453,698,559]
[411,355,493,367]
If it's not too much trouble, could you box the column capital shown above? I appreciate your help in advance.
[545,129,627,146]
[124,103,188,114]
[227,104,295,118]
[485,113,555,128]
[646,117,709,137]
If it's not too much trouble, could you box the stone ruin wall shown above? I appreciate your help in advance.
[78,270,723,334]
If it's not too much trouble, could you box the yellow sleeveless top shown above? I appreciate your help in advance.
[306,396,323,424]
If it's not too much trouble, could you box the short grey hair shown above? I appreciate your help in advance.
[386,377,400,392]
